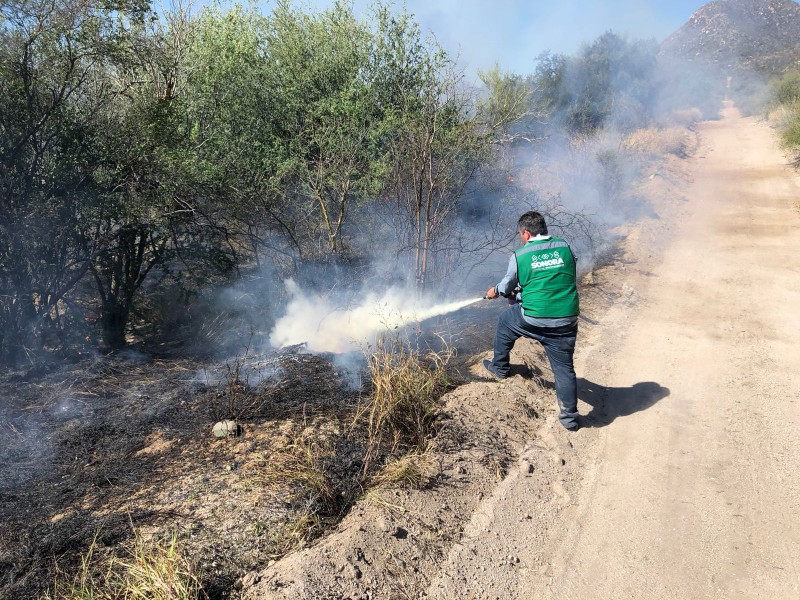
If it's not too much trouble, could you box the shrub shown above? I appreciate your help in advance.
[780,104,800,163]
[776,71,800,106]
[669,108,703,128]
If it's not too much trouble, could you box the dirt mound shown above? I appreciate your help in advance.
[240,344,570,600]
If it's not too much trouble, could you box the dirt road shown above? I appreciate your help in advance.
[427,108,800,599]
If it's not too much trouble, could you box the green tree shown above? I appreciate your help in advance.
[0,0,151,362]
[373,7,489,290]
[264,1,385,260]
[183,5,282,271]
[529,33,658,136]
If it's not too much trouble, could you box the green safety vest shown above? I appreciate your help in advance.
[515,237,579,318]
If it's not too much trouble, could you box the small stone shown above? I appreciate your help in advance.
[212,420,240,438]
[376,516,391,532]
[241,572,261,587]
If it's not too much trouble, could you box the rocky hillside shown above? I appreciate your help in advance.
[661,0,800,76]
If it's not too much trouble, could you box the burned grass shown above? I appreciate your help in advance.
[0,339,455,599]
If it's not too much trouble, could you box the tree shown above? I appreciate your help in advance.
[79,3,196,350]
[263,1,385,261]
[0,0,151,362]
[528,33,659,136]
[373,7,490,291]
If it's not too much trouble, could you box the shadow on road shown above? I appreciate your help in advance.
[578,378,670,427]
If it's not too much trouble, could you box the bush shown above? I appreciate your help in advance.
[776,71,800,106]
[781,104,800,161]
[668,108,703,128]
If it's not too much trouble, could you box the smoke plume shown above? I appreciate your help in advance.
[269,279,482,353]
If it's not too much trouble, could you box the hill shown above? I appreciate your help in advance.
[661,0,800,76]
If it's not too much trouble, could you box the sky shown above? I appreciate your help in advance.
[295,0,708,78]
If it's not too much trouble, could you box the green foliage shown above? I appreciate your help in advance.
[770,71,800,161]
[775,71,800,106]
[0,0,494,362]
[477,65,535,142]
[0,0,156,361]
[42,530,203,600]
[0,2,662,364]
[781,105,800,152]
[264,1,384,256]
[529,33,659,136]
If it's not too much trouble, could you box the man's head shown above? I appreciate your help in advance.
[517,211,548,241]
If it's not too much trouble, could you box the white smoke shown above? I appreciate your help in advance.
[269,279,482,353]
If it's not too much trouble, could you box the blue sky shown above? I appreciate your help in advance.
[295,0,708,78]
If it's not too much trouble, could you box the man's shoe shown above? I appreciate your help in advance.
[482,359,507,380]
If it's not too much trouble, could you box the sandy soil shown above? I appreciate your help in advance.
[243,107,800,599]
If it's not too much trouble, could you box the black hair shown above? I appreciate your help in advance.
[517,211,548,236]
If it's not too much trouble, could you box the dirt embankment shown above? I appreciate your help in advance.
[241,107,800,599]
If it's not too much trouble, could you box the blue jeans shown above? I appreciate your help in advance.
[491,305,579,429]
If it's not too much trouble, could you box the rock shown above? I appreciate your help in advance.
[213,420,240,438]
[241,572,261,587]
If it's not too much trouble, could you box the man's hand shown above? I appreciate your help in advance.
[485,286,499,299]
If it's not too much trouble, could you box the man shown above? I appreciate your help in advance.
[484,211,581,431]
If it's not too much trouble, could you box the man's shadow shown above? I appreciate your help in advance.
[578,378,670,427]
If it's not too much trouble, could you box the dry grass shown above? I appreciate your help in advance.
[41,530,203,600]
[370,451,437,490]
[623,127,691,157]
[669,108,703,128]
[252,430,337,507]
[245,426,342,554]
[244,338,454,558]
[358,338,453,474]
[265,512,324,557]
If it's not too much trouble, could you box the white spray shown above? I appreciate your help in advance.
[269,279,483,353]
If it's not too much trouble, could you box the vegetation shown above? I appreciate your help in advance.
[2,3,709,598]
[42,530,203,600]
[0,0,681,366]
[249,335,453,551]
[769,70,800,164]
